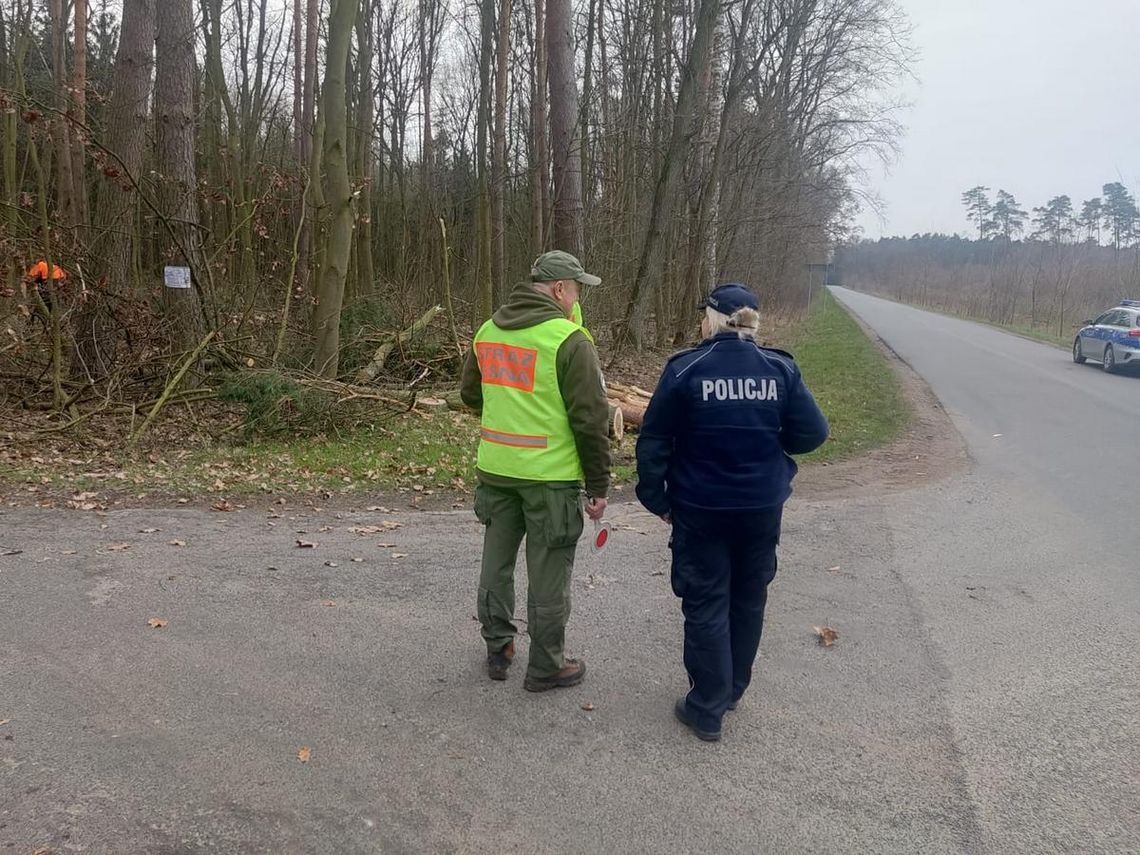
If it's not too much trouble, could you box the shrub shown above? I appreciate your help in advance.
[218,371,347,437]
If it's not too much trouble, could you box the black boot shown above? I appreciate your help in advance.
[486,640,515,681]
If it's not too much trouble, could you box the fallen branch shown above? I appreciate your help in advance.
[129,330,217,446]
[355,305,443,384]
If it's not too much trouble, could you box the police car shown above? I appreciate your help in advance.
[1072,300,1140,374]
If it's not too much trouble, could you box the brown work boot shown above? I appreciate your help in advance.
[486,640,515,681]
[523,658,586,693]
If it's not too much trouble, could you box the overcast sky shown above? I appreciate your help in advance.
[855,0,1140,239]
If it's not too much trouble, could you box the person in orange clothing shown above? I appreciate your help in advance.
[27,260,67,284]
[25,259,68,328]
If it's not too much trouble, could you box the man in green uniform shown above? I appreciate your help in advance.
[460,251,611,692]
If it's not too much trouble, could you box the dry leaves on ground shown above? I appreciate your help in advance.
[813,625,839,647]
[295,539,317,548]
[351,521,402,535]
[68,491,104,511]
[105,543,131,552]
[146,618,168,629]
[212,499,235,512]
[580,702,595,712]
[320,599,337,607]
[168,539,186,547]
[139,528,159,534]
[297,747,311,763]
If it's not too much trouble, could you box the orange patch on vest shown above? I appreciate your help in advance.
[476,342,538,392]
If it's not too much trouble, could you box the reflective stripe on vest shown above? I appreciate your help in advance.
[480,427,549,448]
[473,316,584,482]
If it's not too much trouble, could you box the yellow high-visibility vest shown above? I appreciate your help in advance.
[473,317,583,481]
[570,302,594,342]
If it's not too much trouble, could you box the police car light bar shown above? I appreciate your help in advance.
[1120,299,1140,307]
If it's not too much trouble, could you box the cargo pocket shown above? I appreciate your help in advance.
[473,484,492,526]
[543,486,584,548]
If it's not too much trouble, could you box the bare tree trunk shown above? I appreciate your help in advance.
[155,0,206,349]
[0,2,30,298]
[293,0,304,166]
[419,1,434,193]
[580,0,597,217]
[418,0,445,290]
[354,3,374,297]
[546,0,583,255]
[475,0,494,320]
[47,0,75,225]
[693,15,723,296]
[311,0,361,378]
[74,0,155,379]
[71,0,88,225]
[491,0,512,294]
[302,0,319,165]
[619,0,721,349]
[530,0,549,254]
[201,0,240,285]
[297,0,319,294]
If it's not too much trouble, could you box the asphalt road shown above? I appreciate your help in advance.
[1,289,1137,853]
[828,287,1139,854]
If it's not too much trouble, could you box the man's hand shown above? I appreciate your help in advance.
[661,512,672,525]
[585,496,607,521]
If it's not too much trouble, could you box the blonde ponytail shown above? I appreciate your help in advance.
[706,306,760,340]
[728,307,760,338]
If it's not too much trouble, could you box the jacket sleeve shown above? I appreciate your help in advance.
[557,333,611,498]
[635,366,681,516]
[459,346,483,413]
[780,369,829,455]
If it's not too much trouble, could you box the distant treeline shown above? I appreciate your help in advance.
[835,184,1140,336]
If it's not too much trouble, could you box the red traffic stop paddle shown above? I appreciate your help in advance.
[589,521,612,554]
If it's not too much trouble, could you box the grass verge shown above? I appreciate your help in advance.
[978,319,1071,348]
[783,290,910,463]
[1,410,480,503]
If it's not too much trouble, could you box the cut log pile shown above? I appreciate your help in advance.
[361,385,633,442]
[606,381,653,430]
[349,308,652,443]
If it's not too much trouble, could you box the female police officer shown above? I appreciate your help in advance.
[635,283,829,742]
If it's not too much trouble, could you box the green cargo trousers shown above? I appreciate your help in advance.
[474,481,584,679]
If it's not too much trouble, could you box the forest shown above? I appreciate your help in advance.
[0,0,910,419]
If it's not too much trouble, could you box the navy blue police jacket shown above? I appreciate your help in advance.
[635,333,829,515]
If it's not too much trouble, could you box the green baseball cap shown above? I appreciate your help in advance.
[529,250,601,286]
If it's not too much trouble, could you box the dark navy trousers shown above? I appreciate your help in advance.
[670,507,782,733]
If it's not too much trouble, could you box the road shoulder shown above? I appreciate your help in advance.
[796,297,969,501]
